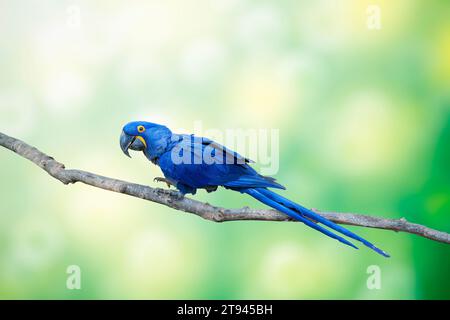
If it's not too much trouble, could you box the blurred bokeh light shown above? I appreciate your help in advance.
[0,0,449,299]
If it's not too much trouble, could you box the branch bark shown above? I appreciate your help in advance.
[1,131,449,244]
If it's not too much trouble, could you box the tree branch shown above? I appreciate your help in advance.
[1,131,449,244]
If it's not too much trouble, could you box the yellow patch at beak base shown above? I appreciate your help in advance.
[136,136,147,148]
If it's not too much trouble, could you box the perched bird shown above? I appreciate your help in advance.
[120,121,390,257]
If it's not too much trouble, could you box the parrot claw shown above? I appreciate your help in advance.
[153,177,174,188]
[205,186,218,193]
[155,188,185,200]
[172,191,185,200]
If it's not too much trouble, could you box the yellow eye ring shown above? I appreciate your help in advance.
[137,125,145,133]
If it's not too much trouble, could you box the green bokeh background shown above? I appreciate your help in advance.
[0,0,449,299]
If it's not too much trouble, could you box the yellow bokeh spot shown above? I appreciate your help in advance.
[322,91,420,177]
[294,0,416,47]
[251,242,347,298]
[430,23,450,86]
[227,63,298,126]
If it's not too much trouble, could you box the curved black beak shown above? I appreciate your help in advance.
[120,131,147,158]
[120,131,135,158]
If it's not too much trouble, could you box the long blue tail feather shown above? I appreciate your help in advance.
[244,188,390,257]
[244,188,359,250]
[256,188,390,257]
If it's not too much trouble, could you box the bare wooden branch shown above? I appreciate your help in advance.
[1,131,449,244]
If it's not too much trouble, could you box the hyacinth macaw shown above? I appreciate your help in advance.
[120,121,389,257]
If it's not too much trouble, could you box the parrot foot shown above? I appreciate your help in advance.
[205,186,218,193]
[173,191,185,200]
[153,177,175,188]
[168,190,185,200]
[155,188,185,200]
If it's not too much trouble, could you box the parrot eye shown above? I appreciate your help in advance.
[137,125,146,133]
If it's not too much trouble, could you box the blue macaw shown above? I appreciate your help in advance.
[120,121,389,257]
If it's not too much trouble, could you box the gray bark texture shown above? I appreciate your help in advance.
[1,131,449,244]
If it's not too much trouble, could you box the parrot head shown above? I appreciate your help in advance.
[120,121,172,159]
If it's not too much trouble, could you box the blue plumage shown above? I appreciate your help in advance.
[120,121,390,257]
